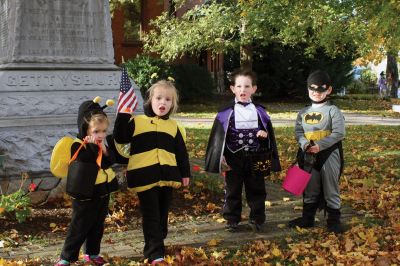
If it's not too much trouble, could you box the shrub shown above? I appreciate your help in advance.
[224,43,354,100]
[171,64,215,102]
[347,80,368,94]
[124,56,215,102]
[359,67,378,94]
[124,55,173,97]
[0,173,33,223]
[360,68,377,87]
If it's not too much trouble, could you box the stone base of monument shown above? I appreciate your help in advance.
[0,0,144,200]
[0,68,143,181]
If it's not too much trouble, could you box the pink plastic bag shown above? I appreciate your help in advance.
[282,165,311,196]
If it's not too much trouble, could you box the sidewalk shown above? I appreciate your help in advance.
[2,112,399,128]
[0,180,357,262]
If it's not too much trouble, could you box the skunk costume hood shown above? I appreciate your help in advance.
[77,96,114,139]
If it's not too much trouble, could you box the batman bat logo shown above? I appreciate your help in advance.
[304,112,323,124]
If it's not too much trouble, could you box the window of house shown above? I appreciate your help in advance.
[123,1,142,42]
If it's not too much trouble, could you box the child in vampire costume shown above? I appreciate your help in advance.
[205,69,281,232]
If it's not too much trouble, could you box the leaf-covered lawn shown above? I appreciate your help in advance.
[1,125,399,265]
[182,125,400,265]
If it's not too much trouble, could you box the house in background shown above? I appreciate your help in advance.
[111,0,224,90]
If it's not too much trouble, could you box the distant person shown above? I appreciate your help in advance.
[205,68,281,233]
[288,70,345,234]
[56,98,119,266]
[113,80,190,265]
[378,71,388,98]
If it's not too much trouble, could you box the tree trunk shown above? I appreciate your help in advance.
[386,53,399,98]
[239,20,253,69]
[240,45,253,69]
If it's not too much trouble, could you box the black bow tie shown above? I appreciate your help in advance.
[237,101,251,106]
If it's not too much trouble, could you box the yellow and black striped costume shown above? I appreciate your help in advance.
[70,139,118,198]
[114,113,191,193]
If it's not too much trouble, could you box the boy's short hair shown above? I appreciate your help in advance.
[307,70,331,92]
[229,68,257,85]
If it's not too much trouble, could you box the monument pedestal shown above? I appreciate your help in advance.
[0,0,143,186]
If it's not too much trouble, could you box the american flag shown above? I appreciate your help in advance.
[117,66,138,113]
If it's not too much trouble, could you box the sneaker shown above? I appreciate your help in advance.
[249,220,263,232]
[83,254,106,265]
[225,221,239,232]
[54,259,70,266]
[151,258,168,265]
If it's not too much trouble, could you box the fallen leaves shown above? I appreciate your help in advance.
[48,222,64,233]
[207,239,222,247]
[271,247,283,258]
[206,203,220,213]
[344,236,355,252]
[1,126,400,265]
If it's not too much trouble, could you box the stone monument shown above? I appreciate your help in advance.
[0,0,143,199]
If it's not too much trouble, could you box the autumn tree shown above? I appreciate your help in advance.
[142,0,399,96]
[144,1,353,65]
[109,0,139,12]
[350,0,400,98]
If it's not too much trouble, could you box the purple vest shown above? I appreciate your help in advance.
[226,111,260,152]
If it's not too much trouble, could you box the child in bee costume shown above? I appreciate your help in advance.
[55,97,118,266]
[288,70,345,234]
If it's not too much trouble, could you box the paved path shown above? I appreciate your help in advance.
[0,180,357,262]
[1,113,399,128]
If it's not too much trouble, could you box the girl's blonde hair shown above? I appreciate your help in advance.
[145,80,179,115]
[86,113,109,128]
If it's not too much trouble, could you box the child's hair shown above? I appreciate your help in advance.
[145,80,179,115]
[229,68,257,85]
[85,113,109,129]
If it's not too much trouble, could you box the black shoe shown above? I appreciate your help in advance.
[288,202,318,228]
[326,207,345,234]
[225,221,239,232]
[249,220,263,232]
[327,222,345,234]
[288,217,315,228]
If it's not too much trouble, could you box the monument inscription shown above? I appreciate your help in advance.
[3,72,119,90]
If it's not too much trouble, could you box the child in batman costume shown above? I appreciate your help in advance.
[288,70,345,234]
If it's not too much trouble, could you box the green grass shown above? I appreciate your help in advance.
[186,125,400,184]
[178,95,400,118]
